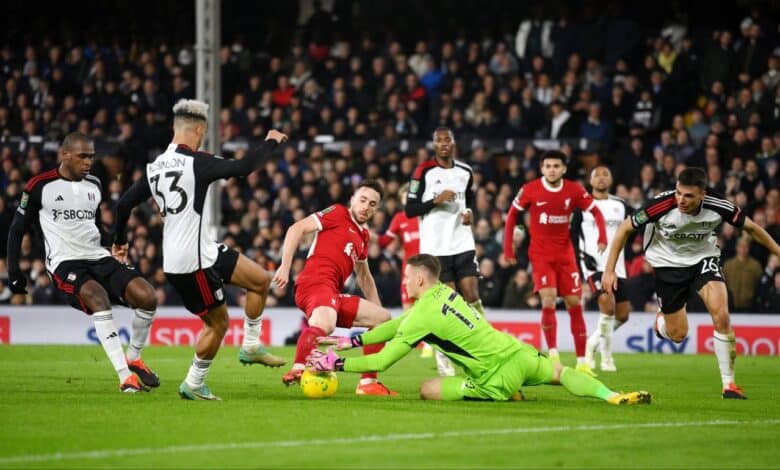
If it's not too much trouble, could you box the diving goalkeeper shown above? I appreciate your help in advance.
[308,254,651,404]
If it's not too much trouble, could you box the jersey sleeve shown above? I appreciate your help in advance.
[7,184,42,271]
[512,185,531,211]
[192,140,277,184]
[405,161,437,217]
[630,191,675,228]
[703,193,746,227]
[311,204,343,232]
[378,213,401,247]
[114,175,152,245]
[572,182,596,211]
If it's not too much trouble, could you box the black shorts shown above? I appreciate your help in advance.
[654,256,725,314]
[165,244,240,315]
[50,256,143,314]
[437,250,480,283]
[587,272,628,304]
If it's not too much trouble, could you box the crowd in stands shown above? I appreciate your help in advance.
[1,2,779,312]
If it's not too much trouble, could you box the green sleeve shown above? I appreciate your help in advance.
[342,340,412,373]
[358,314,406,345]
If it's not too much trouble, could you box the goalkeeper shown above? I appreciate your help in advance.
[308,254,651,404]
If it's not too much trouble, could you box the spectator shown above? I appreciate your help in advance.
[723,237,764,312]
[501,269,539,309]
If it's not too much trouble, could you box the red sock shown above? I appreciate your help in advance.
[360,342,384,380]
[293,326,326,366]
[541,307,557,350]
[568,304,586,357]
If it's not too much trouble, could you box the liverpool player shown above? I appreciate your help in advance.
[7,132,159,392]
[273,180,398,396]
[503,150,607,375]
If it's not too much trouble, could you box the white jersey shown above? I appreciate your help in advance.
[631,190,745,268]
[407,159,475,256]
[16,169,109,272]
[114,141,278,274]
[575,195,629,278]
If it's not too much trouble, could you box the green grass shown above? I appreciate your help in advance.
[1,345,779,469]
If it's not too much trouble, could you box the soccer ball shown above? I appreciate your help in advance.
[300,370,339,398]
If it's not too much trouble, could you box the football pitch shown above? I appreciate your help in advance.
[1,346,778,469]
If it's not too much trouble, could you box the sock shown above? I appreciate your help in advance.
[541,307,557,350]
[576,357,587,366]
[598,314,615,359]
[242,315,262,348]
[293,326,327,366]
[713,330,736,388]
[469,299,485,316]
[93,310,132,382]
[360,342,384,381]
[126,308,154,362]
[185,355,212,388]
[548,347,559,357]
[568,304,587,358]
[560,366,614,401]
[655,315,671,340]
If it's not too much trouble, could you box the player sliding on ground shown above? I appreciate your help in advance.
[602,167,780,399]
[307,254,651,404]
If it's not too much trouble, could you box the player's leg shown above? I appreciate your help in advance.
[78,278,142,392]
[179,304,229,400]
[284,283,338,385]
[652,267,692,343]
[698,279,745,399]
[454,251,484,316]
[558,256,591,373]
[349,297,398,395]
[533,257,560,360]
[543,355,650,404]
[120,275,160,387]
[601,298,631,372]
[227,251,285,367]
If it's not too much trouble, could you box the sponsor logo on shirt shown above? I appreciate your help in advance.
[539,212,569,224]
[51,208,96,222]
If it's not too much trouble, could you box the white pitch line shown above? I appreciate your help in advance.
[1,419,778,465]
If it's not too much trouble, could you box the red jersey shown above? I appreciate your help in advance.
[512,178,595,256]
[377,211,420,261]
[296,204,369,290]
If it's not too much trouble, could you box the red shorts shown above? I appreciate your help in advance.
[530,253,582,297]
[294,282,361,328]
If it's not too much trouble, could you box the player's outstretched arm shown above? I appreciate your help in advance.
[355,260,381,305]
[307,340,412,373]
[742,217,780,258]
[200,130,287,183]
[272,215,319,289]
[601,218,635,292]
[6,210,33,294]
[113,178,152,242]
[318,315,406,349]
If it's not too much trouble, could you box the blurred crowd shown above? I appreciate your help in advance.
[1,2,779,312]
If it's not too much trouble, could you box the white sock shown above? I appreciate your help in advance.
[576,356,587,365]
[185,355,212,389]
[126,308,154,361]
[599,314,615,358]
[713,331,736,388]
[242,315,262,348]
[655,315,671,340]
[548,348,559,357]
[292,363,305,370]
[93,310,132,382]
[359,378,377,385]
[435,350,455,376]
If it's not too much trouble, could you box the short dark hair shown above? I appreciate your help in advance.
[61,132,92,150]
[432,126,454,141]
[677,167,707,190]
[355,179,384,199]
[540,150,568,165]
[407,254,441,279]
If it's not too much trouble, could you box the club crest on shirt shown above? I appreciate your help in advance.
[409,180,419,194]
[20,192,29,209]
[215,288,224,301]
[67,273,77,282]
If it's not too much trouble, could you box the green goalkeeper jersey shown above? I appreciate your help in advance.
[343,282,525,379]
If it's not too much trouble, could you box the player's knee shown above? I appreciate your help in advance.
[136,281,157,311]
[309,309,337,333]
[712,313,731,334]
[250,270,271,295]
[667,327,688,343]
[80,283,111,312]
[210,309,230,335]
[419,380,440,400]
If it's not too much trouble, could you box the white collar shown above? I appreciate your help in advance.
[541,177,564,192]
